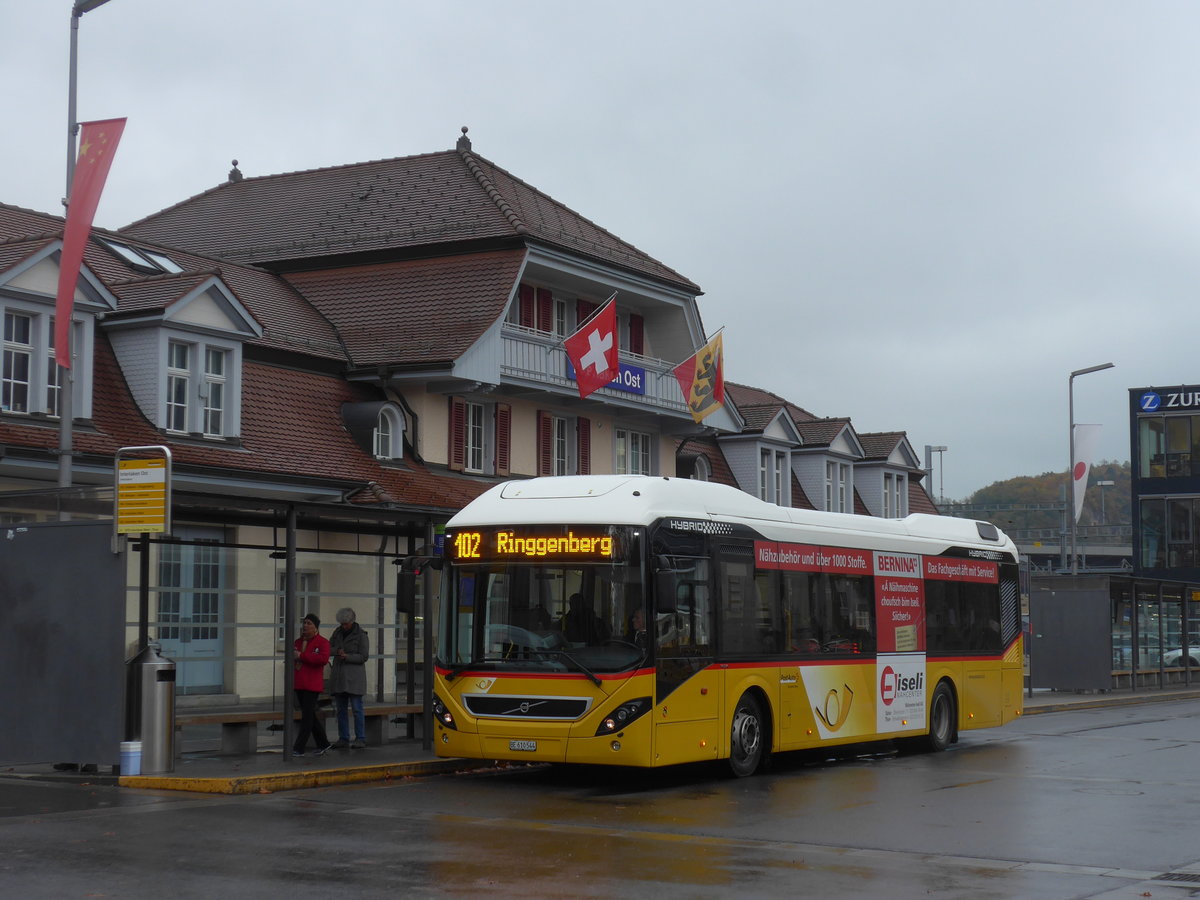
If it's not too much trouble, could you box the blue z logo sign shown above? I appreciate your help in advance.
[1141,392,1161,412]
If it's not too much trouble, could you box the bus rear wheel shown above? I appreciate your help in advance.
[729,692,767,777]
[922,681,956,752]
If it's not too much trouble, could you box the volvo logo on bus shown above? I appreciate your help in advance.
[879,665,923,706]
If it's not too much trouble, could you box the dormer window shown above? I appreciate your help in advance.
[162,336,241,438]
[2,307,74,418]
[883,472,907,518]
[826,461,851,513]
[374,406,404,460]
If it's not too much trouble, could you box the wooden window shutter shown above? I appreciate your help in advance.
[494,403,511,477]
[518,284,535,328]
[576,299,597,328]
[448,397,466,472]
[536,411,553,477]
[629,313,644,356]
[536,288,553,333]
[577,417,591,475]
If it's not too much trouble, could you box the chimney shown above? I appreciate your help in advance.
[456,126,471,152]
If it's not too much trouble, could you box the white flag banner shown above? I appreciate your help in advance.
[1072,423,1103,523]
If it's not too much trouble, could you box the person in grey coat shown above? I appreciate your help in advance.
[329,607,370,749]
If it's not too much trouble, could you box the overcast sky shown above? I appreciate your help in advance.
[5,1,1193,500]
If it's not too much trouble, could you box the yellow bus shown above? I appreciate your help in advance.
[433,475,1022,776]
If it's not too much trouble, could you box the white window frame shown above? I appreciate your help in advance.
[552,415,569,476]
[202,346,227,437]
[691,455,710,482]
[464,401,485,473]
[166,341,191,433]
[616,428,653,475]
[2,311,33,414]
[826,460,850,513]
[161,333,243,438]
[374,406,404,460]
[0,294,97,421]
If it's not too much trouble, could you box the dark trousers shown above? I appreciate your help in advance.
[293,689,329,753]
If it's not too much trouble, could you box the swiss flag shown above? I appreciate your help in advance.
[564,297,618,399]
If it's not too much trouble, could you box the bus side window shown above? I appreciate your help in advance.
[783,571,822,654]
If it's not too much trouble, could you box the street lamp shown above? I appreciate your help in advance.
[59,0,114,489]
[1096,480,1115,526]
[1069,362,1115,574]
[924,444,948,503]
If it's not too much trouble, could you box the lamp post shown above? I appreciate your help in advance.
[59,0,114,489]
[1069,362,1114,574]
[1096,480,1114,526]
[924,444,948,504]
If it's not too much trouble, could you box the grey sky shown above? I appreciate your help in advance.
[4,1,1188,500]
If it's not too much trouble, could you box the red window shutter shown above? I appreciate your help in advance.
[577,417,591,475]
[536,288,553,333]
[448,397,466,472]
[577,299,597,328]
[629,313,644,356]
[536,411,552,477]
[495,403,511,477]
[518,284,535,328]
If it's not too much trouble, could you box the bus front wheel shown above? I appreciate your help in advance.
[729,692,767,777]
[922,681,956,752]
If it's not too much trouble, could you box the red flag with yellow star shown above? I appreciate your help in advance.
[55,117,126,366]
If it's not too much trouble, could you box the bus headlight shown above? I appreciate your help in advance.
[594,697,651,736]
[432,693,457,730]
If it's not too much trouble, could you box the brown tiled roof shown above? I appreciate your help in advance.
[908,480,940,515]
[790,473,816,510]
[0,203,345,361]
[0,333,491,514]
[282,249,526,368]
[121,144,700,292]
[858,431,905,461]
[675,436,738,488]
[795,418,851,447]
[725,381,818,431]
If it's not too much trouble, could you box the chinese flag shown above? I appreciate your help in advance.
[564,296,619,399]
[673,333,725,423]
[55,117,127,367]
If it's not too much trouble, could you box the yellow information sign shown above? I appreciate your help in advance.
[116,457,169,534]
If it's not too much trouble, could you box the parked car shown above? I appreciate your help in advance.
[1162,647,1200,668]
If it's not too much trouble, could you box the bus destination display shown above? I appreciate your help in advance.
[448,527,615,563]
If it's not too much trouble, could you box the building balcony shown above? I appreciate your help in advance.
[501,324,690,416]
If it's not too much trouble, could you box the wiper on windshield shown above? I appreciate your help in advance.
[444,657,495,680]
[543,649,602,686]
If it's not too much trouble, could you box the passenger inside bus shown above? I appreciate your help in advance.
[562,593,609,644]
[626,608,647,648]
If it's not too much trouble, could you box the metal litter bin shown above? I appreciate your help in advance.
[125,643,176,774]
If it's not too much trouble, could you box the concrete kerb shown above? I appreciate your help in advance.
[120,756,493,794]
[1021,688,1200,716]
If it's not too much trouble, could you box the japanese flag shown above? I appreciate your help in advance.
[1072,423,1102,523]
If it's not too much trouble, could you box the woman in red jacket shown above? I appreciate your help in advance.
[293,613,332,757]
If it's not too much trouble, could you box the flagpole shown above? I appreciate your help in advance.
[59,1,114,491]
[558,291,617,346]
[1068,362,1114,575]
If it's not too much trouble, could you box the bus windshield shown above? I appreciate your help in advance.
[438,525,645,676]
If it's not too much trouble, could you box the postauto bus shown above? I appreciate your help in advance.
[433,475,1022,776]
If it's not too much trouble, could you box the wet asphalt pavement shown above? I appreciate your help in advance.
[5,695,1200,898]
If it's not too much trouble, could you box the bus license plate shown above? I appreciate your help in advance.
[509,739,537,752]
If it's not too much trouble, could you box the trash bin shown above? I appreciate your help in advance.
[125,643,176,774]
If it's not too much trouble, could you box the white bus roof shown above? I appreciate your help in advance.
[447,475,1016,557]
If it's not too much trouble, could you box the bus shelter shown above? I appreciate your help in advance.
[1030,573,1200,692]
